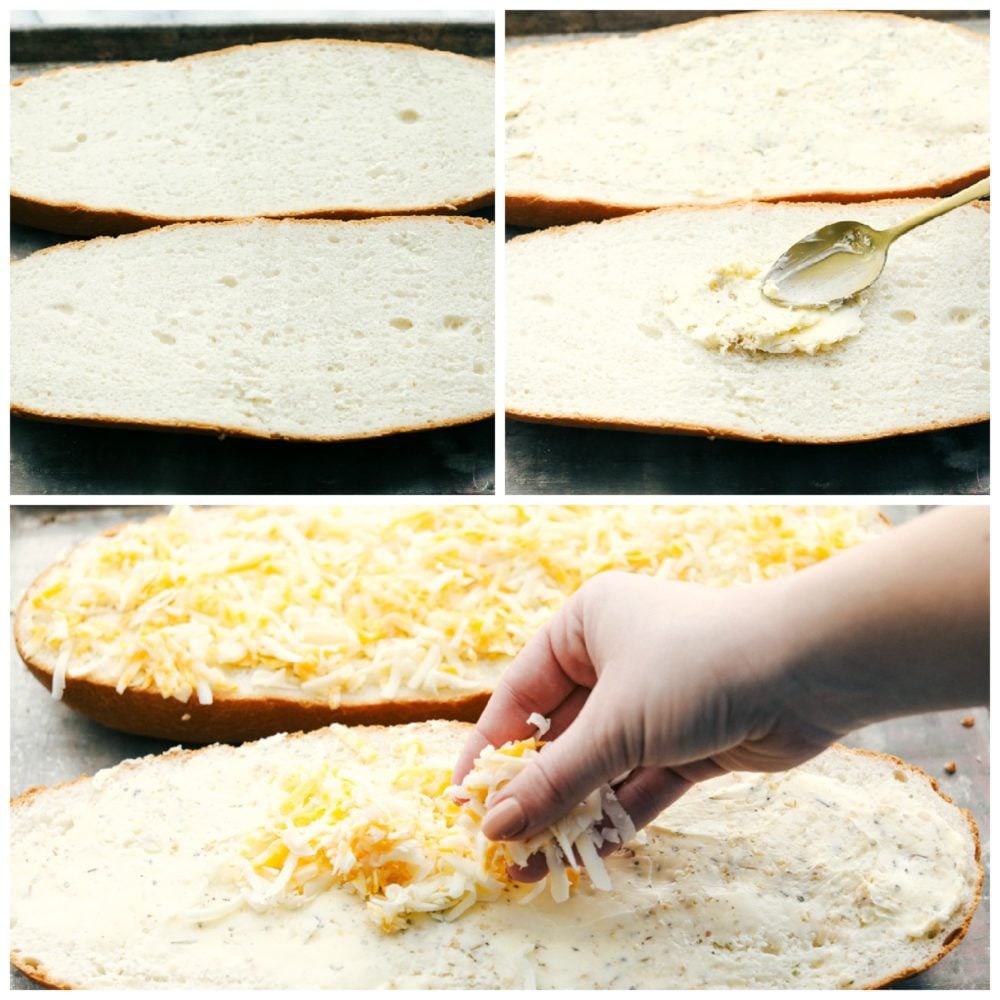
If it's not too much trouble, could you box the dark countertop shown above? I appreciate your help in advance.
[11,414,495,496]
[506,419,989,496]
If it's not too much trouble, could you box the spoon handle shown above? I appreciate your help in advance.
[884,176,990,242]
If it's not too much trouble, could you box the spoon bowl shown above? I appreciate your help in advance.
[762,176,990,308]
[762,221,889,307]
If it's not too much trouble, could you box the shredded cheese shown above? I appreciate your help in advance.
[213,725,634,932]
[456,736,636,903]
[23,505,883,704]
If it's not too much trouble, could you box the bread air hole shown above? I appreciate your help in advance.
[473,362,485,375]
[390,318,413,330]
[949,307,974,323]
[891,309,917,324]
[218,276,238,288]
[152,330,176,345]
[398,109,420,123]
[442,315,468,329]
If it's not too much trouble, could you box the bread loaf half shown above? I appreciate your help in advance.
[12,39,494,236]
[15,505,884,743]
[507,200,989,442]
[10,721,982,988]
[506,11,988,226]
[11,216,493,441]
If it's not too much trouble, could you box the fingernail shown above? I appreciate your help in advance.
[482,797,527,840]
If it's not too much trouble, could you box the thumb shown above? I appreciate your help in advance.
[480,699,629,842]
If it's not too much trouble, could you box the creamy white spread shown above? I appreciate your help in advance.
[11,732,979,989]
[663,263,864,355]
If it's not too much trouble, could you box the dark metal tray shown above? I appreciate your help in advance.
[10,20,495,497]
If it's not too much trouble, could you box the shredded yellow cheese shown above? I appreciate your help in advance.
[223,725,624,931]
[23,505,883,704]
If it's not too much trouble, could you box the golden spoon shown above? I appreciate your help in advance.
[762,176,990,308]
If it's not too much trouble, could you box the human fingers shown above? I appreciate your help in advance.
[480,696,628,842]
[506,759,729,882]
[600,760,728,846]
[453,598,593,782]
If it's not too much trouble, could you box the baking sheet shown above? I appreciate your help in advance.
[504,11,989,497]
[506,420,989,496]
[9,505,989,988]
[10,19,495,497]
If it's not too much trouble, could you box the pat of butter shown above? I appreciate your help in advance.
[665,263,863,355]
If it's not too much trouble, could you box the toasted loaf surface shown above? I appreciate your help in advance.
[506,200,989,443]
[505,11,988,226]
[11,216,494,441]
[12,39,494,236]
[9,723,983,989]
[15,505,885,743]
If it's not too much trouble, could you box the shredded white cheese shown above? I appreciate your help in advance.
[527,711,551,737]
[24,505,883,704]
[201,727,639,932]
[457,737,635,903]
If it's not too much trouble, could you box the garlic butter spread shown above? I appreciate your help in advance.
[665,263,863,355]
[11,733,978,989]
[649,768,971,945]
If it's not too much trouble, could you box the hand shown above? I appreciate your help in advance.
[453,572,839,854]
[454,507,987,877]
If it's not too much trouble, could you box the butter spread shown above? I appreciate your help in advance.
[11,733,979,989]
[663,263,864,355]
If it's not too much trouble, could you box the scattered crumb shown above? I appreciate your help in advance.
[961,716,975,728]
[944,762,957,775]
[181,713,192,722]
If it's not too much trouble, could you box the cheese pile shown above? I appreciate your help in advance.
[228,728,629,931]
[22,505,883,704]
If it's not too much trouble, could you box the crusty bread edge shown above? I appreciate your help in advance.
[9,740,984,991]
[11,35,494,92]
[11,215,495,441]
[18,657,490,744]
[12,37,495,237]
[10,404,496,444]
[13,522,492,744]
[504,10,988,228]
[848,748,985,990]
[12,193,496,238]
[505,8,989,60]
[11,212,492,261]
[505,408,990,446]
[506,169,990,229]
[506,199,989,443]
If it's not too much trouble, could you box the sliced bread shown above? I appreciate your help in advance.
[506,12,988,226]
[12,39,494,235]
[15,505,884,743]
[11,216,493,441]
[506,200,989,443]
[9,721,983,988]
